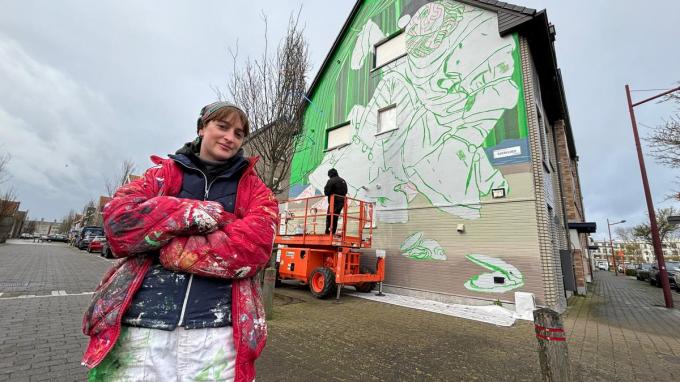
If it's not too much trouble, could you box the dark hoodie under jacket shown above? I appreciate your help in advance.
[121,140,248,331]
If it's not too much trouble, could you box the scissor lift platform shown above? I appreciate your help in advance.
[274,194,385,298]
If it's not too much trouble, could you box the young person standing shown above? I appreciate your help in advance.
[82,102,278,381]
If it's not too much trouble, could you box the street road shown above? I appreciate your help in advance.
[0,240,113,381]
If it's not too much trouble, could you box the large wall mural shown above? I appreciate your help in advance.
[290,0,527,223]
[287,0,534,295]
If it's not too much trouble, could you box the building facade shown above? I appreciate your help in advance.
[285,0,589,311]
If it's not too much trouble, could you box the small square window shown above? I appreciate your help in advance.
[326,122,351,150]
[374,32,406,69]
[377,105,397,134]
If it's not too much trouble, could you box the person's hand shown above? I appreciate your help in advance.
[189,201,224,233]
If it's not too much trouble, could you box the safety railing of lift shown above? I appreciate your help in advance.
[276,194,374,248]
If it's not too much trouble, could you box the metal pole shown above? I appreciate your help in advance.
[625,84,673,308]
[607,219,617,276]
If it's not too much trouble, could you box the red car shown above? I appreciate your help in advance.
[87,236,105,253]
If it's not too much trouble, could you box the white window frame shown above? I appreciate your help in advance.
[376,104,398,136]
[326,122,352,151]
[373,30,406,70]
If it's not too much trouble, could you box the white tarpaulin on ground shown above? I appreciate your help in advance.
[348,291,534,327]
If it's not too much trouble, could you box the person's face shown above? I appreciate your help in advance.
[198,111,245,161]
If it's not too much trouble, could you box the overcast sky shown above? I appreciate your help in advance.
[1,0,679,241]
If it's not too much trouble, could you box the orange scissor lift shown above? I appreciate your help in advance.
[274,194,385,299]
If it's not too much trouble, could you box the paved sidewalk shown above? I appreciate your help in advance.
[563,270,680,381]
[258,272,680,381]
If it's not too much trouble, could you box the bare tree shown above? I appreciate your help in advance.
[105,160,137,196]
[0,153,18,222]
[59,209,77,234]
[632,206,679,244]
[647,87,680,197]
[614,227,644,264]
[23,220,36,235]
[0,189,18,216]
[0,153,10,185]
[221,11,309,195]
[81,199,97,227]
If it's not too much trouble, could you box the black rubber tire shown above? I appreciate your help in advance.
[354,282,375,293]
[354,266,376,293]
[650,277,655,286]
[309,267,336,299]
[86,247,91,253]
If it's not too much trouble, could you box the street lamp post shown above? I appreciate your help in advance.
[607,219,626,275]
[625,84,680,309]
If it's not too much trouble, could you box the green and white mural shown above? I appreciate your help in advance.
[464,254,525,293]
[290,0,528,222]
[400,232,447,260]
[288,0,535,297]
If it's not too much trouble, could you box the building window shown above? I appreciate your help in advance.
[536,106,551,172]
[377,105,397,135]
[326,122,351,150]
[374,31,406,69]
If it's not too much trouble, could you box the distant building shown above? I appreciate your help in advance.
[31,218,62,236]
[591,239,680,265]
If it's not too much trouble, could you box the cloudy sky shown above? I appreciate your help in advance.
[1,0,679,240]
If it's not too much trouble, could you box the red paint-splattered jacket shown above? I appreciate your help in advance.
[81,155,278,382]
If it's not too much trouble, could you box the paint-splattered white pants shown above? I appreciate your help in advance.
[88,326,236,381]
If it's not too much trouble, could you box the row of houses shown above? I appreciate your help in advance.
[591,238,680,265]
[263,0,596,311]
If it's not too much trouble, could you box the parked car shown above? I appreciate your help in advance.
[87,236,105,253]
[20,233,32,239]
[100,238,114,259]
[47,234,68,242]
[76,226,104,250]
[636,264,652,281]
[649,261,680,288]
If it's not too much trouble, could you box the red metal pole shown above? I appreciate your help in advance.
[625,84,673,308]
[607,219,618,276]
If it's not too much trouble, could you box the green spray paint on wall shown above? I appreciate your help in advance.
[483,33,527,148]
[290,0,405,188]
[290,0,529,193]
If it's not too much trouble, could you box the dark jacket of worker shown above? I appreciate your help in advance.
[324,169,348,206]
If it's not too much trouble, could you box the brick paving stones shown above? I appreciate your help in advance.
[2,240,679,381]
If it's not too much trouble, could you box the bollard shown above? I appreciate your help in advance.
[262,267,276,319]
[533,308,571,382]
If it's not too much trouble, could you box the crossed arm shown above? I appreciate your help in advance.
[103,166,278,280]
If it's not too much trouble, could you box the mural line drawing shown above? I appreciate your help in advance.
[400,232,447,260]
[463,254,524,293]
[301,1,523,224]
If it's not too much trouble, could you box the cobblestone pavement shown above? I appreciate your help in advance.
[563,270,680,381]
[0,240,112,381]
[2,240,679,381]
[258,271,680,381]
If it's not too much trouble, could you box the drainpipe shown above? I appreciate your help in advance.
[551,119,576,293]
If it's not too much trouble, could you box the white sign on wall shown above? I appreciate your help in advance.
[493,146,522,159]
